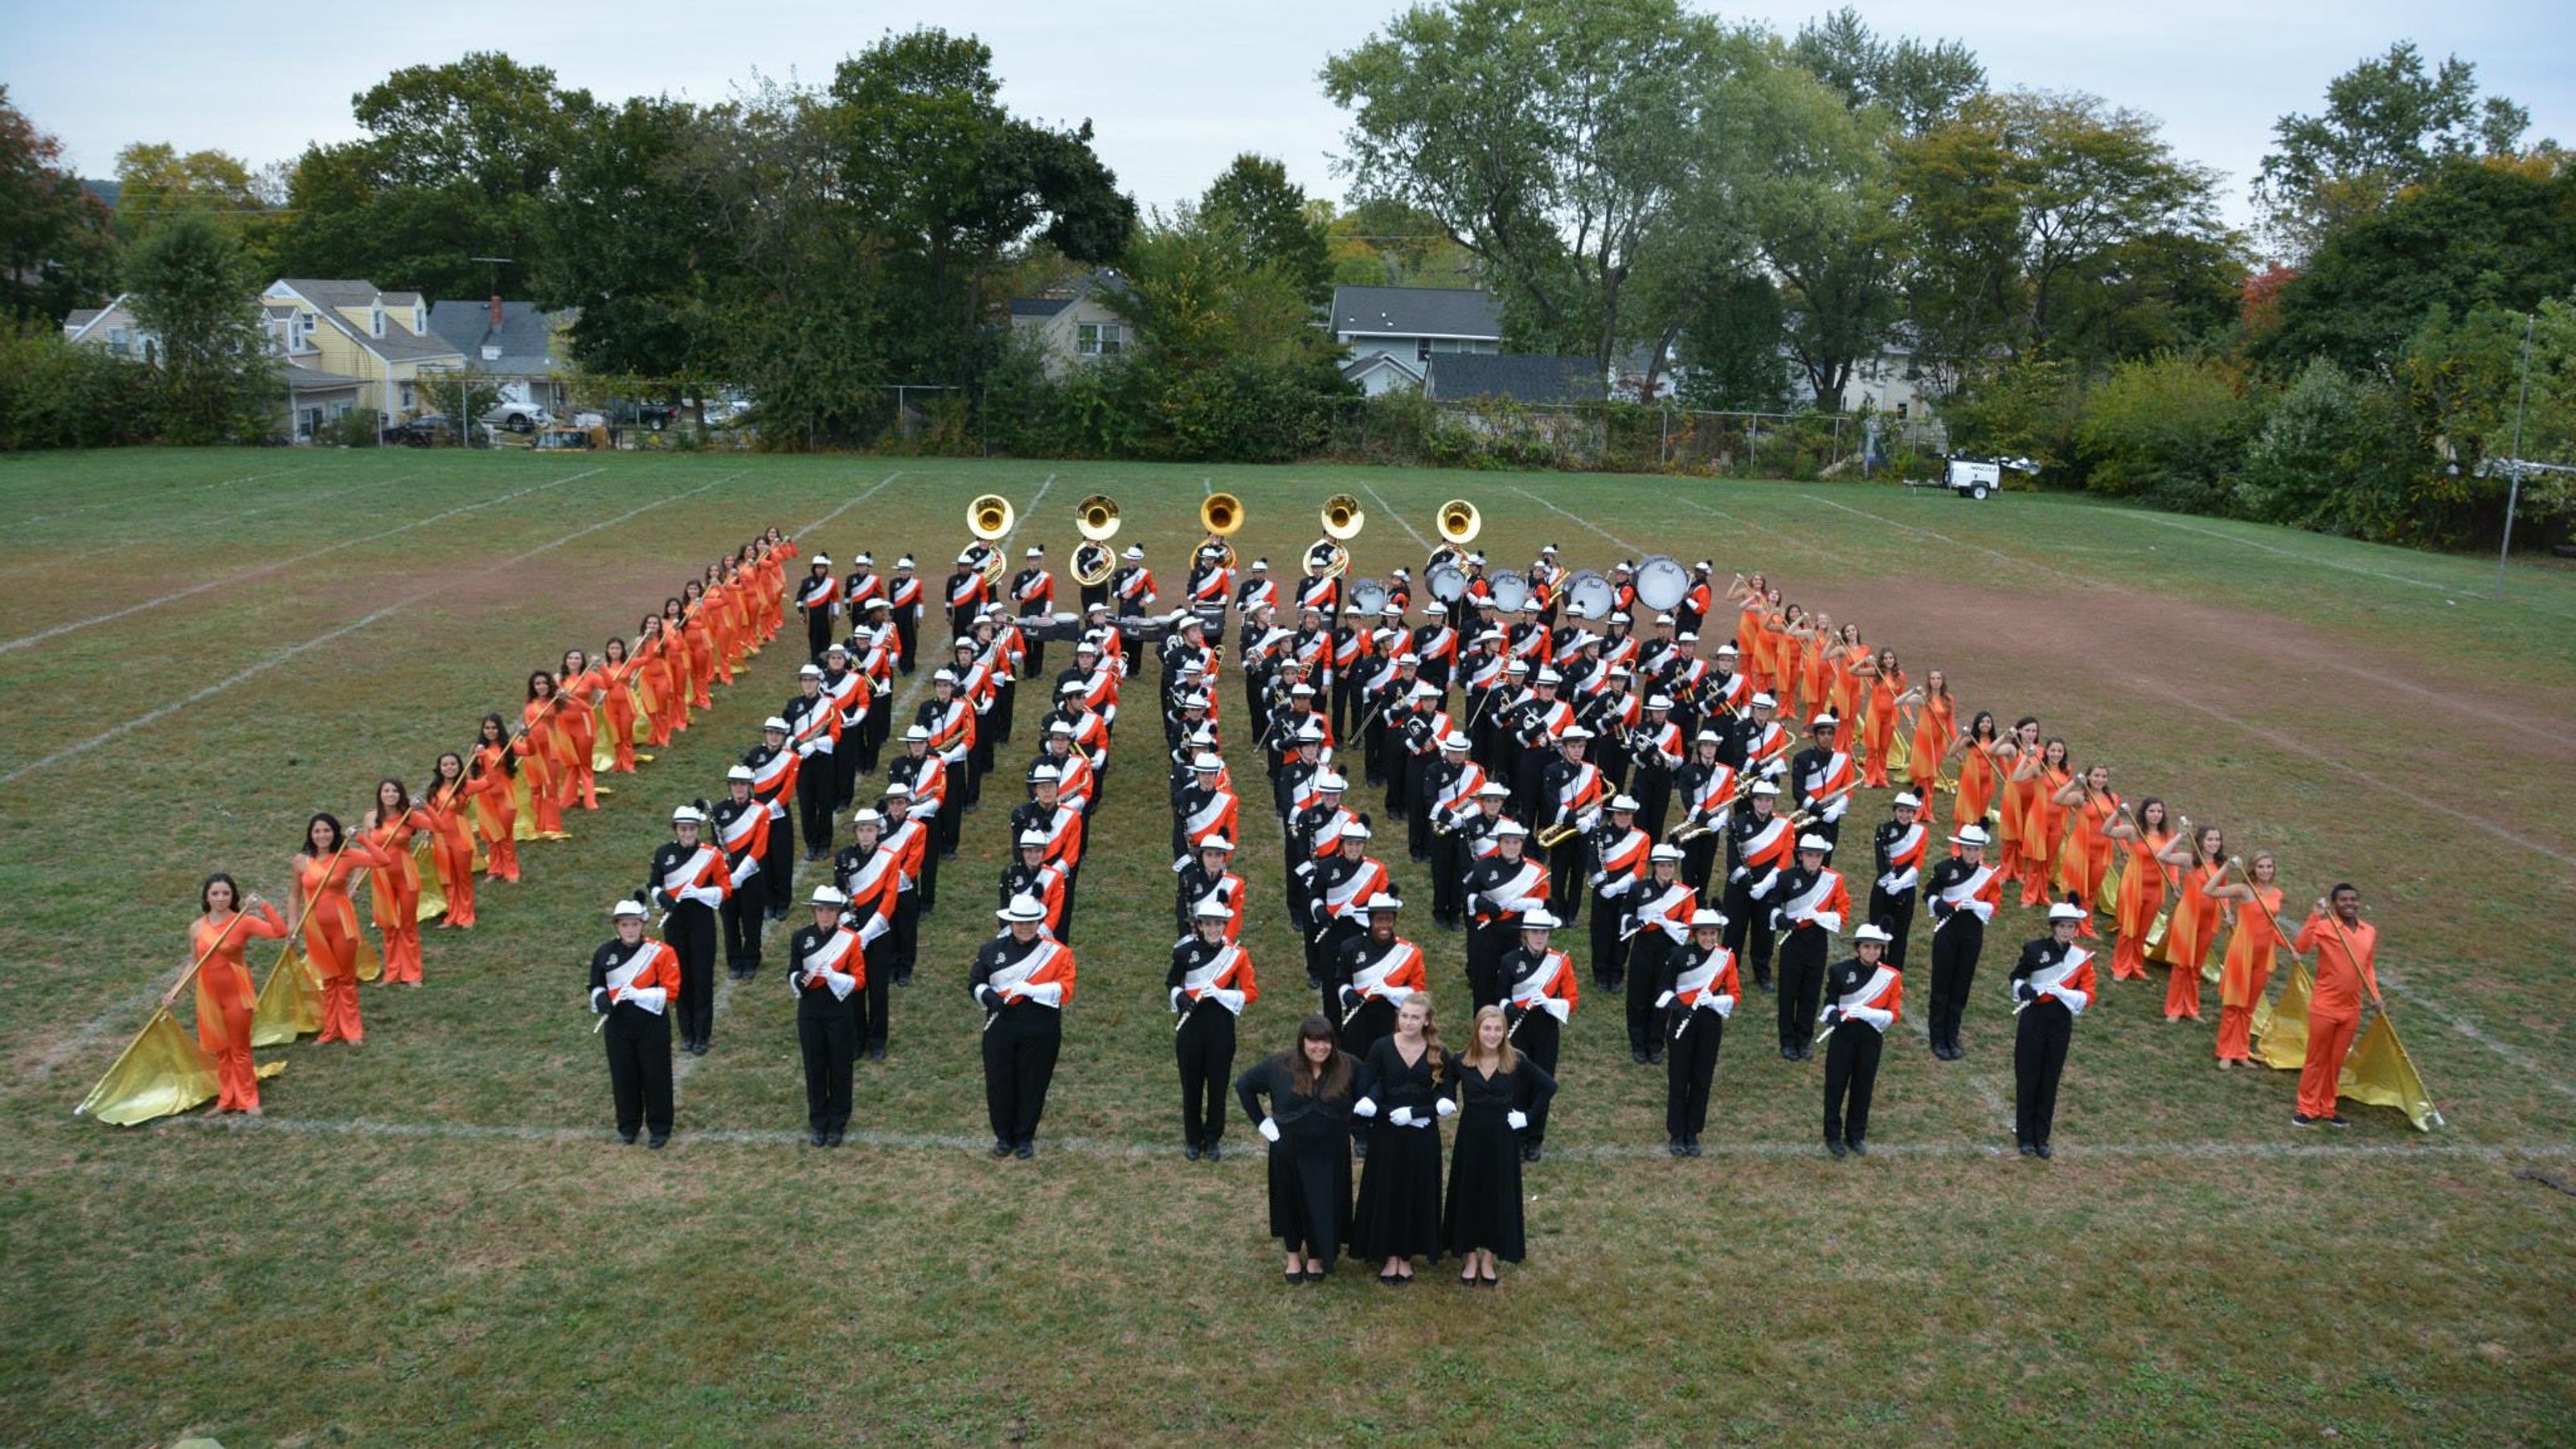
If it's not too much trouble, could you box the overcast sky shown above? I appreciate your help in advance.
[8,0,2570,230]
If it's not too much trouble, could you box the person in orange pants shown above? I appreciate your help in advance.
[360,778,424,984]
[2103,796,2174,980]
[2209,851,2287,1067]
[637,614,682,747]
[518,671,571,837]
[2291,882,2382,1127]
[2050,764,2119,939]
[556,647,602,809]
[289,813,395,1046]
[1947,712,2001,845]
[597,635,644,774]
[466,717,521,883]
[2156,821,2229,1021]
[420,752,478,927]
[679,581,718,708]
[659,596,701,724]
[2013,738,2073,908]
[187,873,288,1112]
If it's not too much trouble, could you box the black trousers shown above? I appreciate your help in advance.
[851,957,891,1051]
[1175,1005,1237,1147]
[833,731,862,809]
[859,695,889,774]
[1466,923,1513,1009]
[1625,934,1670,1055]
[720,878,764,971]
[1870,884,1917,970]
[982,1005,1061,1144]
[1665,1007,1722,1140]
[2014,999,2072,1147]
[1590,889,1628,985]
[890,891,919,982]
[1776,927,1829,1052]
[1505,1007,1559,1145]
[762,808,795,918]
[796,755,837,854]
[895,615,918,673]
[1406,775,1435,858]
[666,905,717,1045]
[1681,834,1720,897]
[1430,833,1464,924]
[798,999,856,1134]
[915,821,941,911]
[1929,916,1984,1053]
[1722,878,1775,984]
[604,1006,673,1138]
[1822,1022,1884,1144]
[1547,841,1584,924]
[1633,772,1672,843]
[804,608,834,661]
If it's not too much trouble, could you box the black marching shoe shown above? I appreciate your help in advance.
[617,1132,638,1146]
[1848,1140,1868,1157]
[1632,1050,1651,1065]
[646,1132,670,1149]
[1204,1140,1222,1162]
[1669,1138,1685,1157]
[2017,1140,2038,1158]
[2034,1142,2053,1159]
[1521,1143,1542,1164]
[1685,1136,1703,1157]
[992,1137,1014,1157]
[825,1131,844,1147]
[1648,1050,1665,1066]
[1186,1143,1202,1161]
[809,1129,828,1147]
[1827,1138,1848,1159]
[1014,1140,1035,1160]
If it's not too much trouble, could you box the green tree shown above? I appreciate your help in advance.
[1321,198,1477,286]
[274,52,593,297]
[1788,6,1983,137]
[124,212,276,442]
[2072,353,2250,507]
[536,94,728,386]
[1675,271,1792,411]
[0,86,118,324]
[2255,43,2538,261]
[1199,155,1333,305]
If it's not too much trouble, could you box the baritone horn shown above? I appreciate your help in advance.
[1198,490,1244,571]
[969,493,1014,540]
[1436,498,1481,546]
[1075,493,1121,542]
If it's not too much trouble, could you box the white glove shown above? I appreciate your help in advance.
[858,915,889,945]
[1434,1097,1456,1119]
[691,886,725,907]
[1542,997,1571,1023]
[1729,866,1747,883]
[1212,988,1247,1013]
[1654,990,1675,1009]
[628,985,668,1013]
[1257,1117,1282,1143]
[1506,1109,1529,1131]
[1353,1096,1379,1119]
[1708,993,1735,1018]
[1388,1105,1415,1128]
[822,968,856,999]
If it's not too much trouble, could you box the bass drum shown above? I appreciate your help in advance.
[1562,569,1616,620]
[1634,554,1691,612]
[1489,568,1530,613]
[1427,560,1468,604]
[1347,577,1389,619]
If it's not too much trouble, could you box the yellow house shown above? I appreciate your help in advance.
[261,278,465,425]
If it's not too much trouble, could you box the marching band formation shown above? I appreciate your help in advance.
[158,484,2401,1283]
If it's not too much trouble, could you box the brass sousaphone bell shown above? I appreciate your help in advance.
[965,493,1014,587]
[1072,493,1120,587]
[1199,491,1244,571]
[1313,493,1364,581]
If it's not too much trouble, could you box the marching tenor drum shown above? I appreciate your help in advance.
[1427,560,1468,604]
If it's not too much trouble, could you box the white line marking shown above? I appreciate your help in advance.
[1513,485,1640,554]
[1359,482,1432,552]
[0,467,608,657]
[160,1111,2575,1160]
[792,471,906,538]
[2379,968,2576,1102]
[18,471,432,575]
[1,470,739,787]
[1673,496,1835,562]
[1202,477,1214,497]
[2136,514,2457,595]
[1800,493,2094,587]
[6,462,321,527]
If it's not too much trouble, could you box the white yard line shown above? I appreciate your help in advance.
[2379,968,2576,1103]
[1673,496,1838,563]
[159,1110,2575,1161]
[2136,514,2457,596]
[8,461,322,527]
[1799,493,2095,587]
[0,466,608,657]
[2,469,737,788]
[23,471,434,575]
[792,471,907,538]
[1359,481,1433,552]
[1513,485,1642,555]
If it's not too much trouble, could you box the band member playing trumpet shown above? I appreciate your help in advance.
[2010,902,2095,1158]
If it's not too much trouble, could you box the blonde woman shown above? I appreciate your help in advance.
[1441,1005,1556,1287]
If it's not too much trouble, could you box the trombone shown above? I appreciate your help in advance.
[966,493,1014,587]
[1072,493,1120,587]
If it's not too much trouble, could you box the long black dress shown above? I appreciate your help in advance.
[1441,1051,1558,1262]
[1352,1036,1446,1263]
[1236,1055,1357,1268]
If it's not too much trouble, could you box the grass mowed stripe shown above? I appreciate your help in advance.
[5,452,2572,1446]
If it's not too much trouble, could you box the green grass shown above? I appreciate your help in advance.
[2,450,2572,1446]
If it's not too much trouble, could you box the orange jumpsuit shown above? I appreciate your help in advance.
[2215,883,2283,1063]
[662,620,701,728]
[1734,600,1765,686]
[1951,740,1998,844]
[1993,757,2032,882]
[2110,829,2172,980]
[363,813,424,983]
[418,784,477,927]
[1861,665,1903,788]
[1909,696,1953,795]
[299,838,396,1044]
[556,665,601,808]
[2291,911,2381,1119]
[599,656,645,772]
[682,607,716,708]
[2162,861,2226,1021]
[465,748,521,882]
[2058,789,2119,937]
[638,633,681,746]
[1800,634,1831,721]
[192,903,288,1110]
[2019,764,2071,907]
[516,702,568,836]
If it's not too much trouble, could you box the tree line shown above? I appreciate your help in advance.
[0,10,2569,549]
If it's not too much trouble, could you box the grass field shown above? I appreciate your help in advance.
[2,448,2572,1447]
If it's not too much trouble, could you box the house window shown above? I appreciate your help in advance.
[1076,322,1123,358]
[371,308,386,338]
[108,328,130,358]
[1418,338,1431,362]
[1895,402,1909,420]
[399,382,416,409]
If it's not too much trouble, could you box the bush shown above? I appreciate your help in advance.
[325,407,381,448]
[0,326,166,450]
[2234,358,2423,539]
[1943,354,2082,472]
[2075,354,2254,513]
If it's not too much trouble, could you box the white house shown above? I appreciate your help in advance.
[1007,271,1135,377]
[1328,285,1502,395]
[62,294,155,362]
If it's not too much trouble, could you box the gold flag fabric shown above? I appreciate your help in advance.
[2252,963,2313,1071]
[2095,850,2124,919]
[2340,1015,2443,1132]
[354,927,383,984]
[251,947,321,1046]
[76,1009,216,1125]
[1883,722,1911,778]
[414,837,448,921]
[512,774,539,841]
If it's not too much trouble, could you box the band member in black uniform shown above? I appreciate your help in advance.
[1497,909,1577,1160]
[1462,819,1545,1009]
[1333,893,1426,1058]
[1351,993,1452,1284]
[832,808,904,1040]
[782,665,840,861]
[969,895,1077,1159]
[1624,842,1696,1064]
[821,640,865,810]
[1656,907,1738,1156]
[1723,780,1794,991]
[746,716,798,921]
[2011,901,2097,1158]
[1788,713,1856,854]
[1870,792,1930,970]
[1238,1014,1360,1282]
[1819,922,1901,1157]
[1767,833,1851,1061]
[1585,793,1649,989]
[1538,727,1603,921]
[1169,901,1258,1160]
[787,885,863,1146]
[1672,728,1734,894]
[587,898,680,1147]
[711,765,769,980]
[1923,824,2001,1061]
[795,554,839,661]
[1628,693,1682,841]
[645,803,729,1056]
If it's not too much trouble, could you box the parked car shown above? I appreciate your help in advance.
[702,391,752,428]
[597,398,683,431]
[483,400,552,432]
[388,413,458,447]
[532,422,610,451]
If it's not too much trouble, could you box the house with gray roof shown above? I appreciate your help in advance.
[261,279,466,429]
[1007,271,1135,377]
[1423,353,1604,405]
[1328,284,1503,395]
[428,297,574,420]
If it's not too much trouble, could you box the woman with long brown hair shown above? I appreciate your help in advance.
[1947,710,2004,849]
[2210,851,2288,1067]
[2050,763,2120,938]
[182,872,288,1113]
[637,613,683,747]
[1856,645,1905,789]
[1990,717,2042,887]
[2155,820,2230,1022]
[418,751,477,927]
[358,778,424,984]
[596,635,644,775]
[678,580,718,710]
[2013,736,2074,909]
[1897,667,1953,800]
[658,596,699,728]
[1236,1014,1359,1283]
[555,646,603,810]
[2103,796,2174,981]
[289,811,395,1046]
[465,713,522,884]
[518,670,571,838]
[1352,993,1452,1285]
[1441,1004,1556,1287]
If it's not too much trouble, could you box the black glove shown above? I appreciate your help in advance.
[1338,986,1361,1012]
[2016,981,2037,1002]
[592,989,611,1015]
[979,987,1005,1011]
